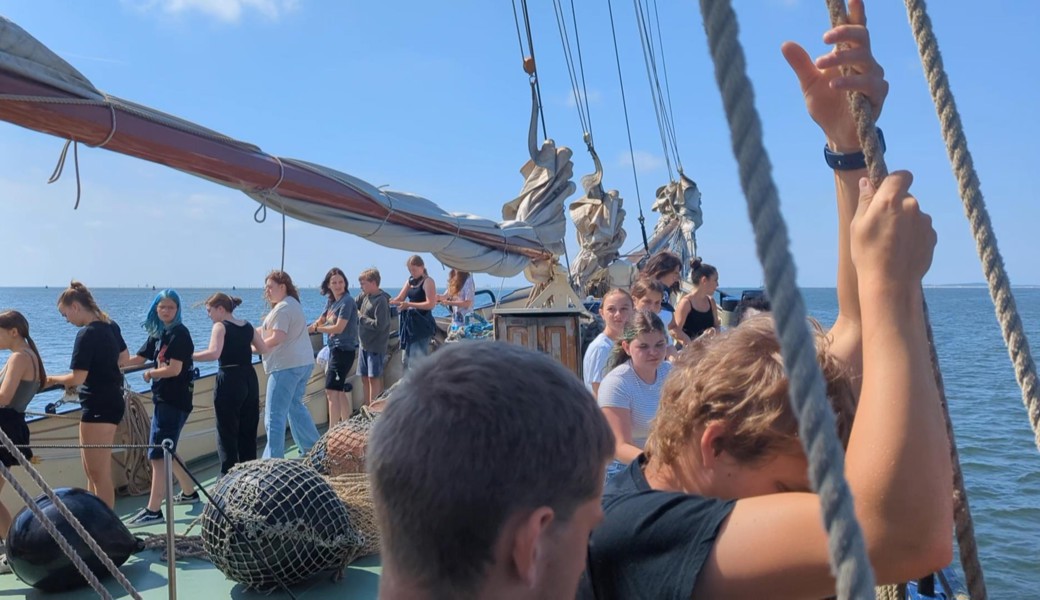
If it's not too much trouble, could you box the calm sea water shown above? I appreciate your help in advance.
[0,285,1036,596]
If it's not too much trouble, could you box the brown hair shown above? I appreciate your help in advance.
[265,270,300,304]
[602,287,633,307]
[645,315,856,467]
[446,269,471,297]
[605,309,667,372]
[57,281,110,323]
[689,258,718,286]
[0,310,46,388]
[369,341,614,597]
[630,275,665,304]
[204,292,243,313]
[358,268,381,286]
[642,251,682,291]
[407,255,429,278]
[320,267,348,298]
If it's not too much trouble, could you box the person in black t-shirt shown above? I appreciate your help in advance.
[582,3,953,598]
[369,342,614,600]
[47,281,129,509]
[122,289,198,527]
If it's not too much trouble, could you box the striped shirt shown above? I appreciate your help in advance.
[597,361,673,448]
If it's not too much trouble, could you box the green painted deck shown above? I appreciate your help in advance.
[0,446,382,599]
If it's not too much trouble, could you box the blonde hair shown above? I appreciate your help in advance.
[407,255,429,278]
[57,281,110,323]
[645,315,855,466]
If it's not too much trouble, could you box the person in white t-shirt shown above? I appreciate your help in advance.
[582,288,633,397]
[597,309,671,481]
[437,269,476,332]
[256,270,320,459]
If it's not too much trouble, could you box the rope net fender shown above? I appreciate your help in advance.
[200,458,364,589]
[697,0,875,597]
[306,401,385,476]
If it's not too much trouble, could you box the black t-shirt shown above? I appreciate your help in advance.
[579,454,735,600]
[137,323,194,412]
[70,320,128,407]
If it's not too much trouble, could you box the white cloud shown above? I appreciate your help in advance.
[124,0,300,23]
[565,88,603,109]
[619,150,665,174]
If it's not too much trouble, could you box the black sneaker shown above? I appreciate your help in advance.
[172,490,200,505]
[126,508,165,528]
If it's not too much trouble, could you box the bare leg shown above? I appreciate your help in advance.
[80,422,117,508]
[0,479,10,538]
[369,376,383,404]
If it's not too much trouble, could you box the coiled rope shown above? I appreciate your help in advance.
[696,0,874,597]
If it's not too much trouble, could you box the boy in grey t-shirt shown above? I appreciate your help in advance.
[357,268,391,406]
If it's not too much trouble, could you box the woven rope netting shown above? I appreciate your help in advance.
[200,459,364,589]
[306,402,385,476]
[325,473,380,558]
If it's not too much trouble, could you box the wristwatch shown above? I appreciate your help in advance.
[824,127,885,171]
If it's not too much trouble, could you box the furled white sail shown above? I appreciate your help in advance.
[647,172,703,279]
[568,148,628,296]
[0,16,573,278]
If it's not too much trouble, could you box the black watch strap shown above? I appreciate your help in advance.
[824,127,886,171]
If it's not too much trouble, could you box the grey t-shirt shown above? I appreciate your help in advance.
[261,296,315,374]
[326,294,359,351]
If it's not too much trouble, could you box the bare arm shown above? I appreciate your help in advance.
[601,407,643,464]
[143,358,183,383]
[670,297,693,345]
[46,369,88,389]
[250,328,269,355]
[389,282,409,305]
[192,322,226,362]
[402,278,438,311]
[0,355,30,406]
[122,353,147,368]
[692,173,951,599]
[259,327,287,349]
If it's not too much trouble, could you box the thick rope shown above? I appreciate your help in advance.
[140,533,208,562]
[900,2,1011,596]
[0,425,141,599]
[903,0,1040,450]
[824,1,989,597]
[697,1,874,597]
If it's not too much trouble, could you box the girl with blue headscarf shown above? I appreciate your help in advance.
[122,289,198,527]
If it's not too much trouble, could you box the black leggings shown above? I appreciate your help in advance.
[213,367,260,475]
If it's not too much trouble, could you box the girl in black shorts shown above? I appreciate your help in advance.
[47,281,128,509]
[309,268,359,426]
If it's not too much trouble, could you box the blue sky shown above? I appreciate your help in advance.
[0,0,1035,291]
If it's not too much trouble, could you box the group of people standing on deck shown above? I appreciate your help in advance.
[0,253,476,535]
[583,251,743,482]
[367,2,955,599]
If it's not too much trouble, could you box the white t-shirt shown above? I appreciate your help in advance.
[597,361,673,448]
[658,308,675,345]
[583,332,615,392]
[451,277,477,325]
[261,296,315,374]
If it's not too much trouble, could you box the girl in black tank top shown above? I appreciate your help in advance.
[194,294,262,474]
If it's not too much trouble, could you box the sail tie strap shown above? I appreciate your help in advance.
[698,0,875,597]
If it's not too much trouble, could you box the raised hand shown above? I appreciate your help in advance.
[851,172,936,290]
[781,0,887,151]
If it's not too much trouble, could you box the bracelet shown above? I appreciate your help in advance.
[823,127,886,171]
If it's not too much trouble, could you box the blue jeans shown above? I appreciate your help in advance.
[263,364,320,459]
[403,337,432,371]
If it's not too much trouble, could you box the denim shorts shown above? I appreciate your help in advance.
[358,350,385,378]
[148,402,191,460]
